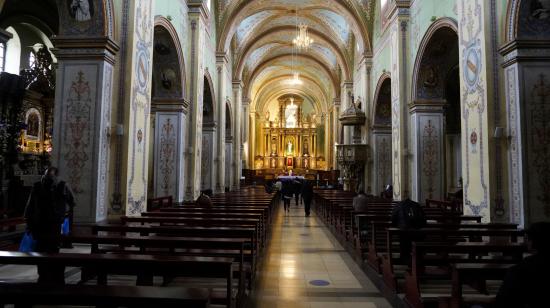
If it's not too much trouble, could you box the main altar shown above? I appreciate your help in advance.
[253,95,325,171]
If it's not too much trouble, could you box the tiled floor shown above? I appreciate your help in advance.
[247,201,391,308]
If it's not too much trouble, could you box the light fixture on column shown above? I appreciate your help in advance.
[293,24,314,50]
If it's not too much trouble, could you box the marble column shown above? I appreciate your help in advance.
[151,100,188,203]
[118,0,155,216]
[387,2,410,201]
[232,81,243,189]
[457,0,497,221]
[242,99,250,169]
[51,37,119,223]
[184,2,208,201]
[409,102,445,203]
[249,109,256,169]
[215,53,228,193]
[501,42,550,226]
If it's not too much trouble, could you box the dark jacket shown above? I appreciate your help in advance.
[391,198,426,229]
[24,180,74,235]
[495,253,549,308]
[301,181,314,202]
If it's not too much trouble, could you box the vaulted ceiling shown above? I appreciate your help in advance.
[217,0,374,116]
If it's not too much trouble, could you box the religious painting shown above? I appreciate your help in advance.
[25,109,41,139]
[67,0,94,22]
[286,157,293,167]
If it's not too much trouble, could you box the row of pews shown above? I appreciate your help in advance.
[0,186,276,308]
[314,189,526,308]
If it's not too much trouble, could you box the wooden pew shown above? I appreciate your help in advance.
[404,242,526,308]
[147,196,173,212]
[445,263,514,308]
[380,228,524,293]
[0,283,211,308]
[67,233,249,293]
[0,251,236,308]
[121,216,264,246]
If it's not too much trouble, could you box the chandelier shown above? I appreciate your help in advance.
[293,24,314,49]
[289,72,302,85]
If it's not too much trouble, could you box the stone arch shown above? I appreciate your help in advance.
[152,16,186,101]
[203,70,216,124]
[410,18,461,203]
[370,73,392,195]
[411,17,458,103]
[201,70,217,191]
[505,0,550,42]
[149,16,188,201]
[372,73,392,128]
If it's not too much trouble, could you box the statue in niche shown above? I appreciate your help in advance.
[265,110,270,122]
[423,65,438,88]
[69,0,92,22]
[287,141,293,154]
[161,69,175,90]
[532,0,550,20]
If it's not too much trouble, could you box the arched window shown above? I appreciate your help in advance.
[28,51,36,68]
[0,43,5,72]
[4,26,21,74]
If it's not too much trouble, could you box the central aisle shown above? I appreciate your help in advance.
[248,201,392,308]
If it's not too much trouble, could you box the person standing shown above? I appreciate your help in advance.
[24,167,75,284]
[281,181,293,213]
[301,180,314,217]
[293,179,302,207]
[391,198,426,264]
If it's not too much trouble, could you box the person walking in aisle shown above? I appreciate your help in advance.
[301,180,314,217]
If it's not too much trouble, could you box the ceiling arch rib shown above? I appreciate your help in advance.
[251,69,331,104]
[253,79,328,116]
[245,54,338,100]
[237,12,348,51]
[235,25,350,80]
[218,0,371,54]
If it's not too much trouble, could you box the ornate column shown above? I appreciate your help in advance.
[387,0,410,201]
[500,39,550,225]
[151,99,188,203]
[215,53,228,193]
[232,81,243,189]
[249,109,256,170]
[242,98,250,169]
[409,101,445,203]
[117,0,155,216]
[51,1,119,223]
[184,2,208,201]
[457,0,496,221]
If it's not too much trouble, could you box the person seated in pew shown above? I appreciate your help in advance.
[196,189,213,207]
[495,222,550,308]
[353,190,369,241]
[391,198,426,264]
[380,184,393,199]
[353,190,369,213]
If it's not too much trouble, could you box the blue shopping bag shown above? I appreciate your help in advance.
[19,232,36,252]
[61,217,70,235]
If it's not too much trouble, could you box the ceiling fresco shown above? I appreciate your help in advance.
[218,0,372,114]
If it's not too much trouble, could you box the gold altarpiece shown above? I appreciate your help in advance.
[254,95,325,171]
